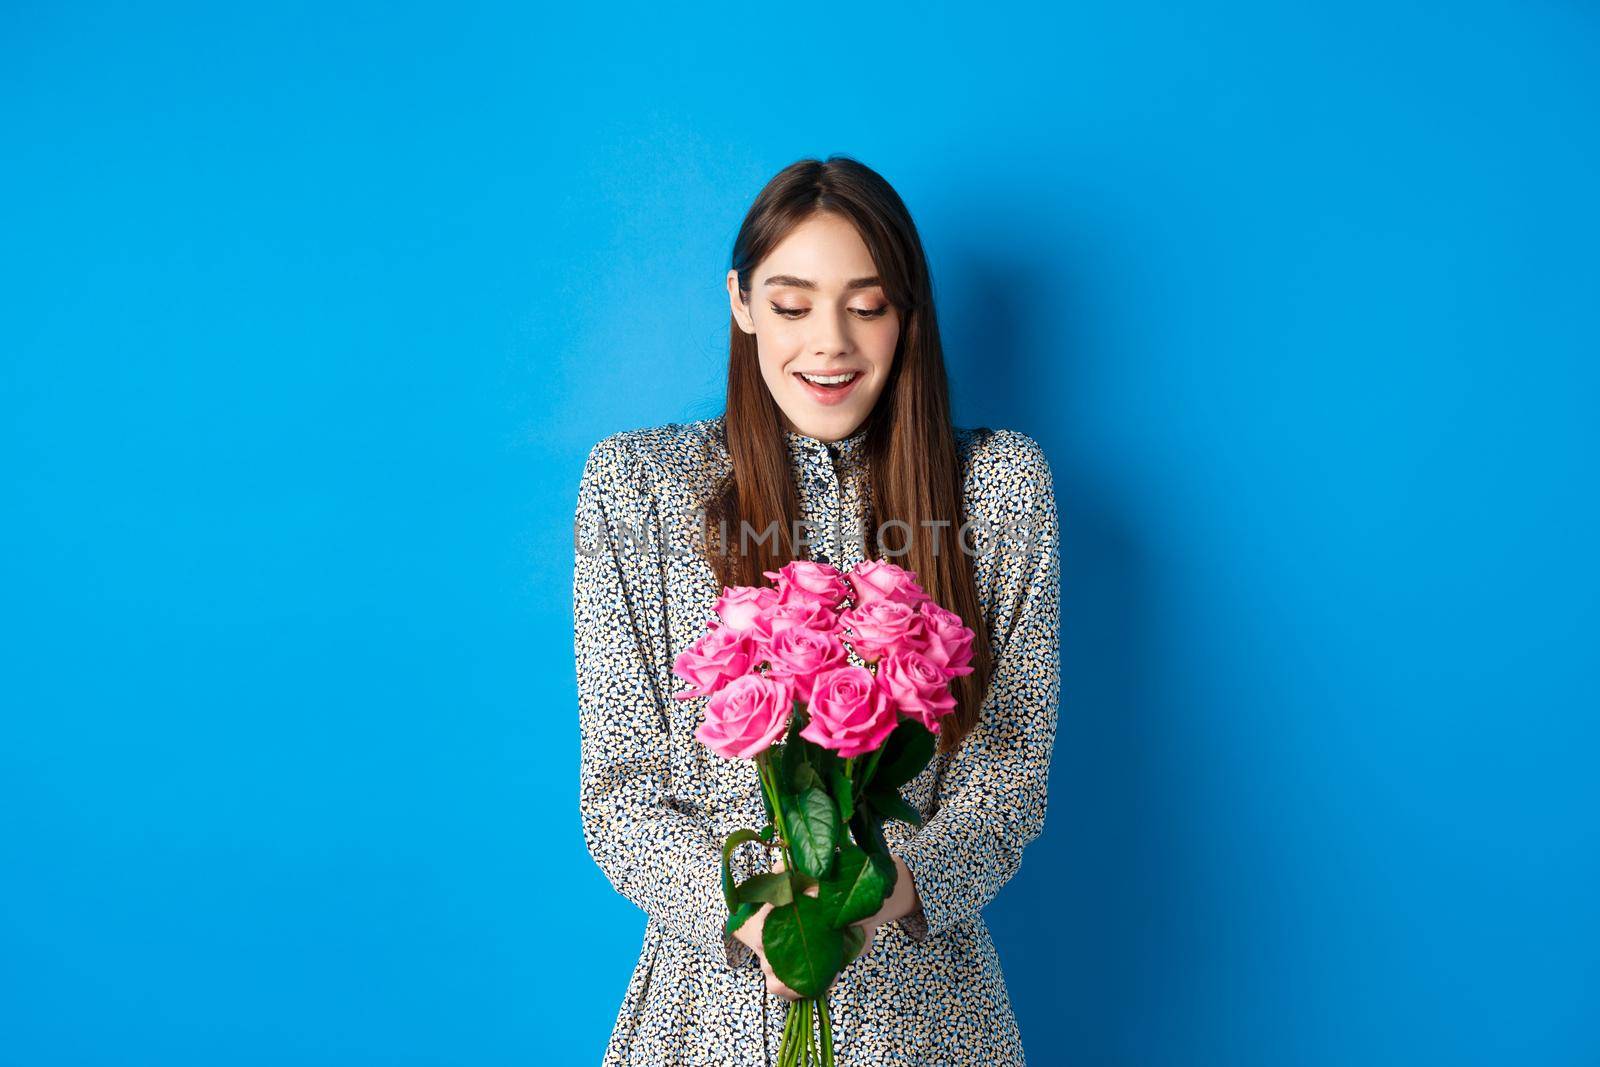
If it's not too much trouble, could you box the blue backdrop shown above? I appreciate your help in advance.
[3,2,1596,1064]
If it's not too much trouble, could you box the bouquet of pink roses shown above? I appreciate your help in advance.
[672,558,976,1066]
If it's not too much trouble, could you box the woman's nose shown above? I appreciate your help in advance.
[809,310,851,356]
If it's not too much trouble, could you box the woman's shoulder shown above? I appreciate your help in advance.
[580,416,727,494]
[956,424,1054,497]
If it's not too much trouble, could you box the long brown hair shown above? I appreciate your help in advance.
[700,155,993,756]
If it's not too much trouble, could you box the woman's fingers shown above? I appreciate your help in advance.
[759,951,845,1002]
[756,855,848,999]
[771,853,819,897]
[759,954,803,1001]
[732,910,760,953]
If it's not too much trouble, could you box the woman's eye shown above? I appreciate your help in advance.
[768,304,890,319]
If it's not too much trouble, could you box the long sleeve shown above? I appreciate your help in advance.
[894,432,1062,942]
[574,434,753,970]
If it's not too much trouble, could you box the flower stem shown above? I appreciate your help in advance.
[818,993,834,1065]
[852,745,886,809]
[756,751,796,873]
[783,1000,799,1067]
[781,1001,798,1067]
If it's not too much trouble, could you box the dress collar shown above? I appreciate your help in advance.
[783,421,869,474]
[711,412,870,475]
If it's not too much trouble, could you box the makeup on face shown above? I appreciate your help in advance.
[792,368,865,405]
[744,213,901,438]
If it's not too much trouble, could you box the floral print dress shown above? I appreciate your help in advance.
[573,413,1061,1066]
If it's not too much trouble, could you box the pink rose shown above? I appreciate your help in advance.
[846,560,932,610]
[762,560,851,613]
[799,666,899,759]
[765,597,842,643]
[764,626,850,705]
[714,584,779,636]
[839,598,930,664]
[672,625,758,700]
[877,649,959,734]
[696,673,796,760]
[916,601,976,678]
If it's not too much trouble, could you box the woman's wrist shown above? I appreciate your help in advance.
[873,851,921,925]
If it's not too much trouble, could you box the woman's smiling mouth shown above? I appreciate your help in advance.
[794,370,863,405]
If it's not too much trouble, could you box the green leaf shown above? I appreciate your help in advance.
[817,843,890,927]
[720,828,765,911]
[791,761,823,793]
[762,894,844,999]
[726,901,761,938]
[780,787,840,880]
[866,783,923,827]
[736,872,793,907]
[789,869,819,895]
[778,711,809,792]
[808,741,839,776]
[848,801,890,862]
[841,923,866,966]
[872,720,936,792]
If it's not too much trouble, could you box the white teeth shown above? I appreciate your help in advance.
[799,371,858,385]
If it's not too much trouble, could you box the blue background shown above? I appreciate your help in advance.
[3,2,1596,1064]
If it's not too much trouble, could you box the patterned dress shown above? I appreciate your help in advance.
[573,413,1061,1066]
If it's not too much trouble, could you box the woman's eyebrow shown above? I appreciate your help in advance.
[761,274,882,291]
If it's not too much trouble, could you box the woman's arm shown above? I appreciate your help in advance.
[574,434,752,970]
[892,432,1062,942]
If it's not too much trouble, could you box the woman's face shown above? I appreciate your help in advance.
[727,211,900,442]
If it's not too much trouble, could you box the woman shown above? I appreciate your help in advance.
[574,155,1061,1066]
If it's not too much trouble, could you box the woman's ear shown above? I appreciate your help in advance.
[727,269,756,335]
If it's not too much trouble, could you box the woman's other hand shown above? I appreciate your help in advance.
[733,852,884,999]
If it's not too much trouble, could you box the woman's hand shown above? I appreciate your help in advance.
[733,852,899,999]
[734,852,839,1001]
[861,851,921,929]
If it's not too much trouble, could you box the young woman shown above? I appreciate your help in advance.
[574,156,1061,1066]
